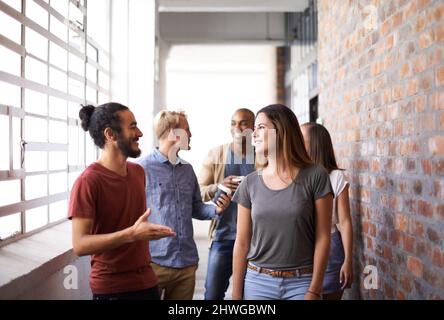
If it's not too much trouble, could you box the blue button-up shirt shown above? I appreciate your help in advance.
[137,148,217,268]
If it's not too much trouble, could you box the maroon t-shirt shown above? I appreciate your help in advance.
[68,162,157,294]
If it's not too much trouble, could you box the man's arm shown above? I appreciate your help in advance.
[198,149,219,202]
[72,208,176,256]
[192,171,231,220]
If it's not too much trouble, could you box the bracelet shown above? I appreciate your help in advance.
[307,290,322,298]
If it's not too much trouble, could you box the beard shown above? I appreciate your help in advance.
[117,135,141,158]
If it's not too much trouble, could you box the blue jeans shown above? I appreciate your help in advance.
[204,240,235,300]
[243,265,312,300]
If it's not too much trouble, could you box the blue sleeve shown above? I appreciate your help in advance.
[191,169,217,220]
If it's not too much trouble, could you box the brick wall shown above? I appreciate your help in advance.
[276,47,287,105]
[318,0,443,299]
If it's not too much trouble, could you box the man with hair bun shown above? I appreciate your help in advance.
[69,102,176,300]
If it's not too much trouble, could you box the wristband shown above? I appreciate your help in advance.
[307,290,322,298]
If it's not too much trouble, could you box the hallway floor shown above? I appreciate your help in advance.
[192,221,233,300]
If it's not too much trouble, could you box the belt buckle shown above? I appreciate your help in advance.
[295,269,301,277]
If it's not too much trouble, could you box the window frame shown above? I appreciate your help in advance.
[0,0,110,247]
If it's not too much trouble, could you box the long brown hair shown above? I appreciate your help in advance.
[301,122,342,174]
[256,104,313,172]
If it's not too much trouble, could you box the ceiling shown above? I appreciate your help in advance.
[158,0,309,12]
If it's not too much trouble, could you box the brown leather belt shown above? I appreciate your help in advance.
[247,264,313,278]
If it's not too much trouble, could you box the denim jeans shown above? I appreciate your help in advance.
[243,265,312,300]
[204,240,235,300]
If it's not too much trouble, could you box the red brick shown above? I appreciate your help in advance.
[400,274,412,292]
[371,61,382,76]
[436,204,444,220]
[403,234,416,253]
[395,213,409,232]
[427,227,440,244]
[383,245,392,260]
[366,236,373,250]
[420,73,432,91]
[419,29,434,49]
[383,88,392,103]
[390,230,401,246]
[415,14,426,33]
[436,23,444,41]
[440,111,444,129]
[392,12,403,29]
[404,0,417,20]
[432,180,444,198]
[380,20,390,36]
[371,159,381,172]
[413,54,427,73]
[386,34,395,51]
[392,85,405,101]
[434,159,444,176]
[422,159,432,175]
[430,91,444,110]
[400,140,419,156]
[429,136,444,155]
[416,239,431,259]
[412,179,422,194]
[424,267,439,286]
[418,199,433,217]
[406,79,418,96]
[418,0,431,10]
[406,159,416,172]
[433,3,444,22]
[407,256,424,278]
[396,290,406,300]
[431,247,444,268]
[410,219,424,237]
[437,65,444,86]
[420,113,436,132]
[428,46,444,66]
[384,282,394,299]
[376,176,386,189]
[405,198,417,213]
[399,63,410,78]
[368,222,376,237]
[397,180,407,193]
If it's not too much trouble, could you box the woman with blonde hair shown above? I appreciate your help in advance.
[232,104,333,300]
[301,122,353,300]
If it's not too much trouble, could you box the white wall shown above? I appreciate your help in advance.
[110,0,157,156]
[165,44,276,174]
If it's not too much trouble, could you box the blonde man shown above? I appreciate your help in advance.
[137,110,230,300]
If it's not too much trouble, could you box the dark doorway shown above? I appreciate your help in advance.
[309,95,318,122]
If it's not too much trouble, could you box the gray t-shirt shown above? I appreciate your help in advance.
[232,165,333,270]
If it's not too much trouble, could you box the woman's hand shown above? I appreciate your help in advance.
[340,260,353,289]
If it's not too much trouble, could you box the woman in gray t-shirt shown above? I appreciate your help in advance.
[232,104,333,300]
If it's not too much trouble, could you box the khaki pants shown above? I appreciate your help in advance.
[151,262,198,300]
